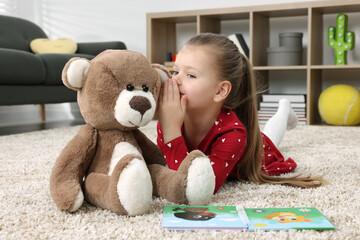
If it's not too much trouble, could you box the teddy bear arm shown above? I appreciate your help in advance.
[133,129,166,166]
[50,124,98,212]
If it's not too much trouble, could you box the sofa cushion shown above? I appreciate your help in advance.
[37,53,94,85]
[0,48,46,85]
[30,38,78,54]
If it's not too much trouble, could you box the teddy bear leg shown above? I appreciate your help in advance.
[148,164,187,203]
[84,172,124,213]
[50,179,84,213]
[84,154,153,215]
[148,150,215,205]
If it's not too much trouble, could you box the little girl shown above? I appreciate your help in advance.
[157,33,324,194]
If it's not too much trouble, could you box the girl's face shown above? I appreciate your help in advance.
[171,45,221,111]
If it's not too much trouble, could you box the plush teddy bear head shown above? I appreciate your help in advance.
[62,50,169,130]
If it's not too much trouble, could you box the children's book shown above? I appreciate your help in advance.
[161,205,335,231]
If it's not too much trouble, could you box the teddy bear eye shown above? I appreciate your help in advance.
[142,85,149,92]
[126,84,134,91]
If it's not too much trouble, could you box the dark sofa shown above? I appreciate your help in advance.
[0,14,126,120]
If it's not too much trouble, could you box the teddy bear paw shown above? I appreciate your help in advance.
[69,190,84,212]
[185,156,215,205]
[117,158,153,216]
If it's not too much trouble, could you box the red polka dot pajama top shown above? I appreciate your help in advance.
[157,108,297,193]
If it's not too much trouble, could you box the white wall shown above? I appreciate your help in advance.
[13,0,317,56]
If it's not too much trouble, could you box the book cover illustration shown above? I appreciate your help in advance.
[245,207,335,230]
[161,206,335,231]
[161,206,247,230]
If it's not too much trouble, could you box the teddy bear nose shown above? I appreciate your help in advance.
[129,96,152,115]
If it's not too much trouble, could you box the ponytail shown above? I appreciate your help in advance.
[233,51,325,188]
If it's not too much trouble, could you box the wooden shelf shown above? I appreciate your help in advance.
[254,65,360,70]
[254,66,308,71]
[311,65,360,70]
[147,0,360,125]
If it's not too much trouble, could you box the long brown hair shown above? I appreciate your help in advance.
[186,33,325,188]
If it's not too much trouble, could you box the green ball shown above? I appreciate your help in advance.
[318,84,360,126]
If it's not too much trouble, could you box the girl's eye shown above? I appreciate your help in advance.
[170,70,179,76]
[187,74,196,79]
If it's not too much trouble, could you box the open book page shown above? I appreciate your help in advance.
[161,206,247,230]
[245,207,335,230]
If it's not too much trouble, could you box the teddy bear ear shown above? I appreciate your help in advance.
[62,58,91,91]
[152,63,171,83]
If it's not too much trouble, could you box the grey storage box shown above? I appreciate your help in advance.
[267,46,302,66]
[279,32,303,47]
[267,32,303,66]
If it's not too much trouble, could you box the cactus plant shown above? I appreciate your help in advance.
[328,14,355,65]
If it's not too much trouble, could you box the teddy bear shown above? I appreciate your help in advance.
[50,50,216,216]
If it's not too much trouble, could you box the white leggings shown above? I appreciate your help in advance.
[262,99,298,147]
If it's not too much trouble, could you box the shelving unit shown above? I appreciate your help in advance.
[147,0,360,125]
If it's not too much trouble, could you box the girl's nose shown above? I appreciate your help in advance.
[173,73,182,85]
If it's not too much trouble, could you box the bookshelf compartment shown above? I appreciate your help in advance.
[268,16,308,66]
[148,16,197,63]
[252,9,308,67]
[253,8,308,18]
[320,68,360,90]
[176,22,197,52]
[309,68,360,124]
[254,69,307,90]
[310,8,360,66]
[322,12,360,66]
[268,70,307,94]
[220,19,250,41]
[199,12,249,32]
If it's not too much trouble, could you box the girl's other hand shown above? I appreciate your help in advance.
[159,78,186,143]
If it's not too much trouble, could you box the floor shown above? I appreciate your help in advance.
[0,119,85,136]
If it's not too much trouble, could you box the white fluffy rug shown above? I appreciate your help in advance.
[0,121,359,239]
